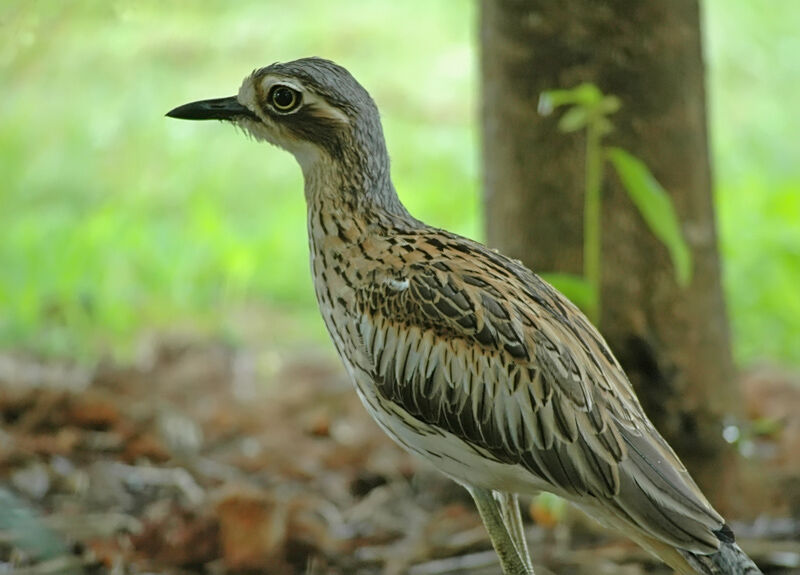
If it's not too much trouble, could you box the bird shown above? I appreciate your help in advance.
[167,57,762,575]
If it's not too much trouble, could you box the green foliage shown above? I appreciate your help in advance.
[539,84,692,323]
[0,0,798,366]
[606,148,693,287]
[704,0,800,365]
[539,83,619,136]
[0,0,479,359]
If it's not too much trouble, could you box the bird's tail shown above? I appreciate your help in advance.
[616,519,762,575]
[682,527,762,575]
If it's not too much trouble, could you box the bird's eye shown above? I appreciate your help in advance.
[269,85,301,112]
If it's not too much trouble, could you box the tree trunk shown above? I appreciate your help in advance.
[480,0,739,509]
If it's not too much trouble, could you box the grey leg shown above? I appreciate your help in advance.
[495,491,535,573]
[468,486,534,575]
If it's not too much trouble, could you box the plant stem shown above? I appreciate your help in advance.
[584,120,602,324]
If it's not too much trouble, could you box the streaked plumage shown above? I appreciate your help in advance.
[168,57,761,575]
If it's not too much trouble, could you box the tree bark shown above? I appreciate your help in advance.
[480,0,738,508]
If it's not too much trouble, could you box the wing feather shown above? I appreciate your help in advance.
[351,241,724,552]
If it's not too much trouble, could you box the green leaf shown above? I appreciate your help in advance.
[570,83,603,106]
[538,90,575,115]
[558,106,589,132]
[538,83,603,115]
[539,273,595,312]
[606,147,693,286]
[558,107,590,132]
[598,95,621,115]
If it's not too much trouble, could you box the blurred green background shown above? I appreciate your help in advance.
[1,0,798,366]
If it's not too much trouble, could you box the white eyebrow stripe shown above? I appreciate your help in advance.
[303,93,350,125]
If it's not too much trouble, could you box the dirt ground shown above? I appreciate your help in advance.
[1,336,798,574]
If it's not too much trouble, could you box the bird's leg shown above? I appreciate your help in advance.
[468,486,534,575]
[494,491,535,574]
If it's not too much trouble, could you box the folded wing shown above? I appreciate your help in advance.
[353,236,724,553]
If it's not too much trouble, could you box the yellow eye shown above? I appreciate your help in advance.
[269,85,301,112]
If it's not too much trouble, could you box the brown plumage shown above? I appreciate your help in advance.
[167,57,761,575]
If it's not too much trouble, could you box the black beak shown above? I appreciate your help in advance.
[166,96,259,121]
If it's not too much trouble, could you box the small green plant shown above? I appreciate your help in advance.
[538,84,692,324]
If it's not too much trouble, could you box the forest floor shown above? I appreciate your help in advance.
[1,335,799,575]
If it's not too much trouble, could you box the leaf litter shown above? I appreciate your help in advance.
[0,338,798,574]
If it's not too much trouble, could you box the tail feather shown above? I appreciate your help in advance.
[584,506,763,575]
[683,537,763,575]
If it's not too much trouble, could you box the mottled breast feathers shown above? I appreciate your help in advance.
[347,229,724,551]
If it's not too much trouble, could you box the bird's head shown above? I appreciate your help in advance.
[167,57,388,180]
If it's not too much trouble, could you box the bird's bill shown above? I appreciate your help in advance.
[166,96,258,121]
